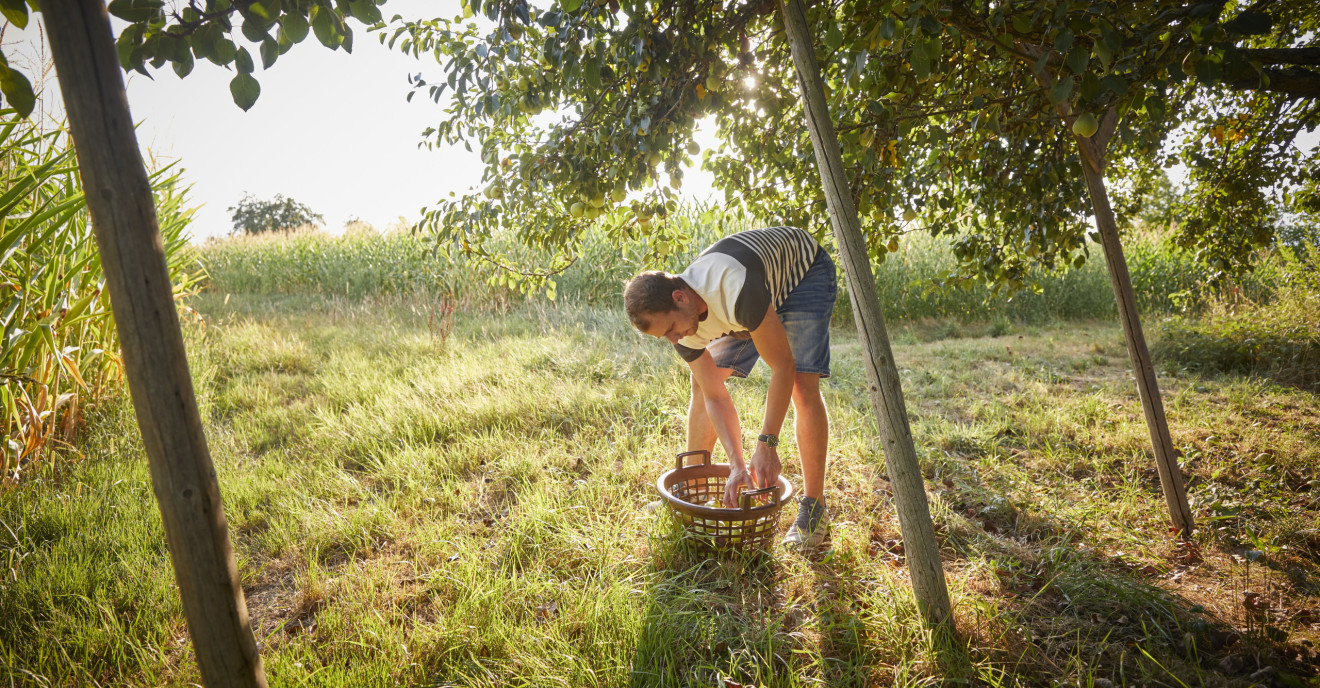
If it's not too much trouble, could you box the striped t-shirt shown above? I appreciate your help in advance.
[674,226,820,362]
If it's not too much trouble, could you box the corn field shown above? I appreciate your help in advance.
[0,110,202,483]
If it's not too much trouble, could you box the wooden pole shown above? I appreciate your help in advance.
[777,0,953,626]
[1073,131,1195,536]
[43,2,268,685]
[1019,45,1196,536]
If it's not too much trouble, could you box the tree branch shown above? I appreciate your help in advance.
[1225,66,1320,99]
[1236,47,1320,68]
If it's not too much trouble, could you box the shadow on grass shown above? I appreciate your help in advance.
[630,519,791,687]
[921,458,1320,686]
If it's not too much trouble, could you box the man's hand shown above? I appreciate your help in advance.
[749,443,782,491]
[723,464,753,507]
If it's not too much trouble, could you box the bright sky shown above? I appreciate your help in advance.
[2,2,719,242]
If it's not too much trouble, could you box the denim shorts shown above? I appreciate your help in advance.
[708,248,837,379]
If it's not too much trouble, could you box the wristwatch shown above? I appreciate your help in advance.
[757,433,779,448]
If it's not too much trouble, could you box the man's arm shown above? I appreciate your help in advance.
[747,303,795,491]
[688,351,745,471]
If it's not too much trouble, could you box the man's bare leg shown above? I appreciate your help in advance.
[792,372,828,500]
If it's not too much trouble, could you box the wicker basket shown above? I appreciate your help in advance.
[655,450,794,552]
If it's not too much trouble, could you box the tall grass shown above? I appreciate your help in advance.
[199,214,1239,325]
[0,111,202,483]
[198,207,729,307]
[1154,244,1320,389]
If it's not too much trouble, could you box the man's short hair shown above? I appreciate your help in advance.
[624,271,688,331]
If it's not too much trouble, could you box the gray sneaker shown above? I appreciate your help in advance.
[782,496,829,549]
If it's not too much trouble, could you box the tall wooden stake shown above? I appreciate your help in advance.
[1032,70,1195,536]
[1074,127,1194,536]
[777,0,953,626]
[1022,49,1195,536]
[43,2,268,685]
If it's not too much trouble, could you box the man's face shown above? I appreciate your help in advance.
[641,291,701,344]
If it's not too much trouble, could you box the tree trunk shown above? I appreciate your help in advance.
[43,2,268,686]
[777,0,953,626]
[1074,138,1195,536]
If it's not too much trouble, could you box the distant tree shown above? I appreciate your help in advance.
[227,193,323,235]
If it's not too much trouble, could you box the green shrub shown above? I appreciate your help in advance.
[837,231,1219,326]
[1154,246,1320,390]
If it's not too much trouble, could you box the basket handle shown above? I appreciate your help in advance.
[739,484,783,511]
[674,450,711,470]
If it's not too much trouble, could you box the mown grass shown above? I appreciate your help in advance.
[3,287,1318,686]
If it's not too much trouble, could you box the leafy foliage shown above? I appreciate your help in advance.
[227,192,324,235]
[107,0,387,111]
[1155,245,1320,390]
[0,110,203,482]
[375,0,1316,289]
[11,0,1314,288]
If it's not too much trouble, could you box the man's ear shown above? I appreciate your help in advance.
[672,288,687,306]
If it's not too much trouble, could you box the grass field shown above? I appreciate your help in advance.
[3,281,1318,686]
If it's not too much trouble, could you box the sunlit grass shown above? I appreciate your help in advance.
[3,290,1317,686]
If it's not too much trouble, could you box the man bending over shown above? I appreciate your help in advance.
[624,225,837,549]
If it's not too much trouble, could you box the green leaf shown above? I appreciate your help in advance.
[349,0,382,24]
[241,18,269,43]
[1194,56,1222,84]
[1079,70,1100,100]
[911,50,930,80]
[0,0,28,29]
[1065,45,1088,75]
[235,46,254,74]
[311,6,337,48]
[247,0,279,21]
[1146,93,1167,119]
[259,37,279,69]
[1048,77,1073,105]
[281,11,310,43]
[171,48,194,78]
[190,22,221,61]
[879,17,896,40]
[210,38,237,66]
[583,58,600,88]
[1093,38,1113,71]
[107,0,163,22]
[115,23,144,69]
[923,37,942,61]
[1222,11,1272,35]
[0,65,35,117]
[560,0,582,13]
[1053,28,1074,53]
[230,72,260,110]
[1099,74,1128,95]
[824,20,843,52]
